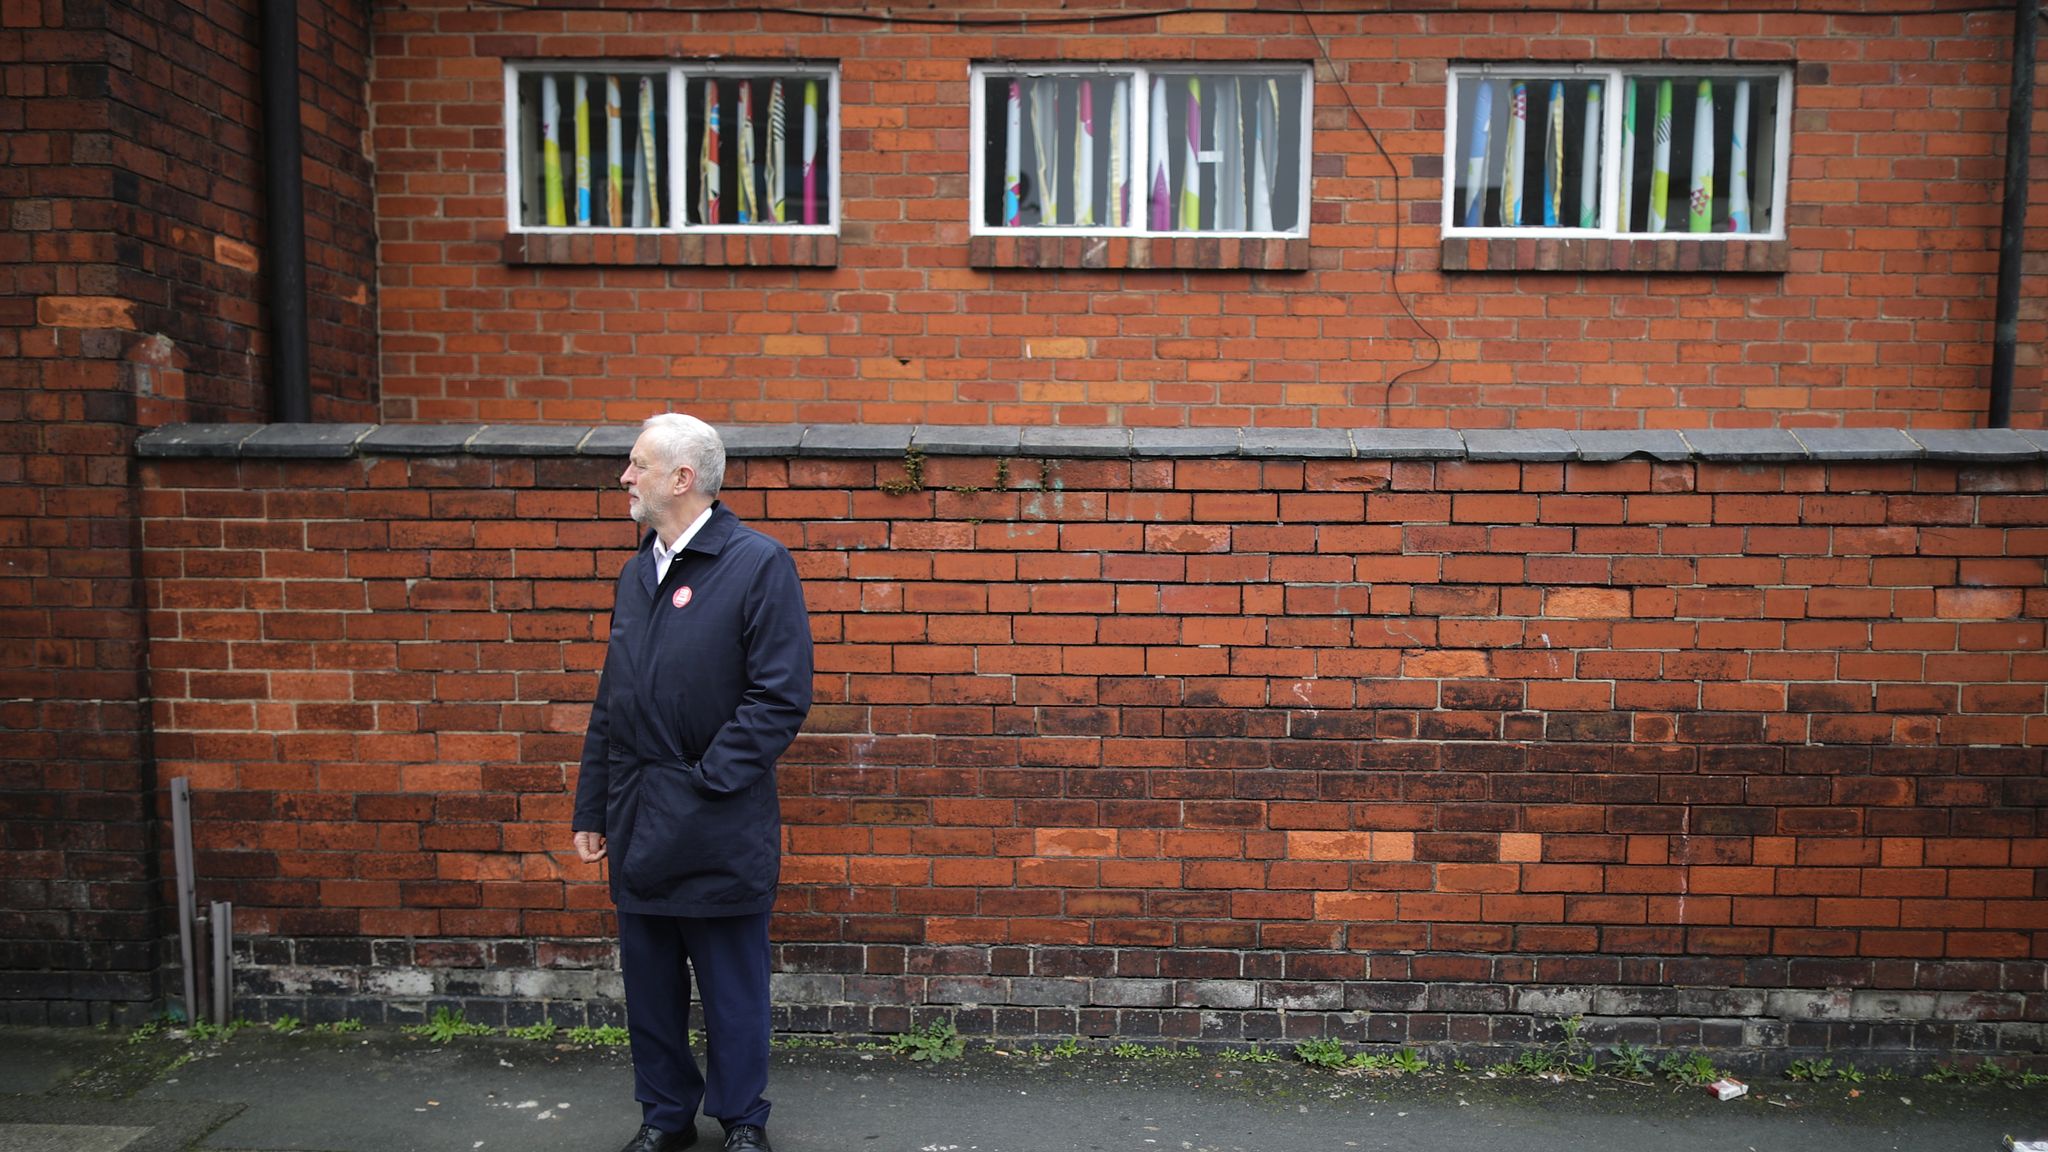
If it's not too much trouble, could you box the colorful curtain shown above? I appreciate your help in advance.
[541,75,565,226]
[1501,81,1526,227]
[766,80,787,224]
[737,82,759,224]
[699,79,719,225]
[1179,78,1201,231]
[1688,79,1714,232]
[1578,83,1601,228]
[1728,79,1751,232]
[1647,78,1673,232]
[802,79,819,224]
[1462,80,1492,228]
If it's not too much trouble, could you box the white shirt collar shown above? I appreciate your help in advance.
[652,505,715,583]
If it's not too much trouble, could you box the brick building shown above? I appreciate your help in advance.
[4,0,2047,1067]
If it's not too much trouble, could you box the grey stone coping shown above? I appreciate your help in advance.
[913,426,1024,455]
[133,423,262,457]
[239,423,376,458]
[468,425,589,455]
[1132,428,1240,456]
[1793,428,1921,461]
[717,424,807,457]
[1908,428,2045,462]
[133,423,2048,465]
[1241,429,1353,458]
[579,425,642,456]
[1679,429,1809,462]
[800,424,915,456]
[1464,429,1577,462]
[1020,427,1131,457]
[1571,430,1691,462]
[1347,429,1466,459]
[358,424,483,455]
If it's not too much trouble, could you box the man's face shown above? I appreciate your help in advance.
[621,431,684,526]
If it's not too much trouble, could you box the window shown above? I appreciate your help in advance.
[971,64,1311,238]
[506,63,837,232]
[1443,66,1790,239]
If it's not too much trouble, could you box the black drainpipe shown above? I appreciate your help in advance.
[263,0,312,423]
[1990,0,2039,429]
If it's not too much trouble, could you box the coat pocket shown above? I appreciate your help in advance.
[620,760,763,903]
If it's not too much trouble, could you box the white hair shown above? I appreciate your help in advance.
[639,413,727,497]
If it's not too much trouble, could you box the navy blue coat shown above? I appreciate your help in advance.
[573,503,813,918]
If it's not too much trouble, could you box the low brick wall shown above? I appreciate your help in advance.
[113,424,2048,1064]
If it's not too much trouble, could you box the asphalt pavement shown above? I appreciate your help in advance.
[1,1025,2043,1152]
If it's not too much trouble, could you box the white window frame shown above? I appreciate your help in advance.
[1441,63,1793,241]
[504,60,841,235]
[968,61,1314,239]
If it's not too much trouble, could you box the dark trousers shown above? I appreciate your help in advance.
[617,909,773,1134]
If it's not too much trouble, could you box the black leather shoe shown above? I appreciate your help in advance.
[722,1125,772,1152]
[619,1124,697,1152]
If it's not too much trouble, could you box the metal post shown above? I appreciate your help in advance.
[171,778,199,1023]
[211,900,233,1028]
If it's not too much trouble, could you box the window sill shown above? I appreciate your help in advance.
[1439,236,1789,274]
[968,234,1311,271]
[502,232,839,267]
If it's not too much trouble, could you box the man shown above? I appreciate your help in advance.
[573,413,814,1152]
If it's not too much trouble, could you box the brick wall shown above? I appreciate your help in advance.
[130,432,2047,1062]
[0,0,377,1023]
[106,0,380,423]
[372,1,2047,429]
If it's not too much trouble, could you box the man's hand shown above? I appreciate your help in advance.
[573,830,607,863]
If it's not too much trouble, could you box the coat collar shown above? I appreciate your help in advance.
[635,502,736,597]
[637,501,735,558]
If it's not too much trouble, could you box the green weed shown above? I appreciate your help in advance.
[565,1024,631,1047]
[269,1015,300,1034]
[1787,1057,1835,1083]
[878,447,927,495]
[1387,1047,1430,1074]
[1659,1051,1721,1087]
[1604,1043,1651,1080]
[1294,1038,1349,1069]
[506,1022,559,1042]
[404,1007,494,1044]
[185,1017,250,1043]
[312,1018,364,1034]
[1294,1039,1428,1075]
[1218,1043,1282,1065]
[770,1034,838,1050]
[888,1019,964,1064]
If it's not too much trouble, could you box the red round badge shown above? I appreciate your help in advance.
[671,586,693,608]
